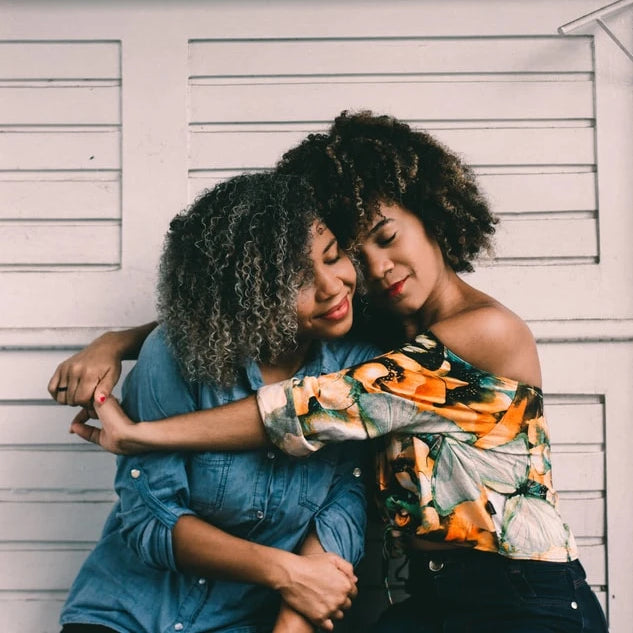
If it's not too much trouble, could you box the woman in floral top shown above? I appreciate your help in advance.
[56,112,607,632]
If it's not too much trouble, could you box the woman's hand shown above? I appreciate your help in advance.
[70,395,146,454]
[275,552,357,631]
[48,323,157,411]
[48,331,124,410]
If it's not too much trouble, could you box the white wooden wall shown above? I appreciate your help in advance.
[1,1,632,631]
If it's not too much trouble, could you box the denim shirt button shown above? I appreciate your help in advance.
[174,624,184,631]
[198,578,206,585]
[267,451,276,460]
[256,510,265,519]
[352,467,362,478]
[571,601,578,610]
[130,469,141,479]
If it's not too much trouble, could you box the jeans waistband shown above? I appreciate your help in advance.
[407,548,583,584]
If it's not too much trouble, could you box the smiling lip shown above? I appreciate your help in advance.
[320,297,350,321]
[386,278,407,299]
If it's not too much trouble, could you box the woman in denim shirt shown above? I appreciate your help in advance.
[57,173,379,633]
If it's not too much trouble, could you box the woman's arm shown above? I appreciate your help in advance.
[172,516,354,631]
[48,321,157,407]
[70,394,268,454]
[272,532,336,633]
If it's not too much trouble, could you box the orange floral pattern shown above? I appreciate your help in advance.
[258,331,577,562]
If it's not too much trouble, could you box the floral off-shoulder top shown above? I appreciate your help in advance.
[257,331,577,562]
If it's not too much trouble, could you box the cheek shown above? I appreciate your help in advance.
[295,290,315,323]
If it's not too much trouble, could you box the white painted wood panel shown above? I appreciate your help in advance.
[0,129,120,171]
[190,79,594,123]
[0,41,119,79]
[1,2,631,631]
[0,221,119,266]
[0,85,120,125]
[0,176,120,220]
[189,37,594,76]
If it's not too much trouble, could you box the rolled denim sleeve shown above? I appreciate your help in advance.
[312,443,368,566]
[114,329,198,571]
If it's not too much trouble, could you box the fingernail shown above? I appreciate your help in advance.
[97,395,106,404]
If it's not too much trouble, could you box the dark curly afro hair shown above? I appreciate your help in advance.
[277,110,497,273]
[157,172,320,386]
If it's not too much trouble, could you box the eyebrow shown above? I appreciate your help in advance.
[323,237,337,254]
[367,217,392,237]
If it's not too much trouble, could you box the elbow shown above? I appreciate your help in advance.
[119,519,179,572]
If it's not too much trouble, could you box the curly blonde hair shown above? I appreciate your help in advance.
[157,172,319,386]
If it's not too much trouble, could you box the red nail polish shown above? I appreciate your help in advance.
[98,395,106,404]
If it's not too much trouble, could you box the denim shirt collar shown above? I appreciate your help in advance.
[242,339,339,389]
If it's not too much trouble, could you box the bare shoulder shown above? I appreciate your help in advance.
[429,303,542,387]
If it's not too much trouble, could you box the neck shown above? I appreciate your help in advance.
[413,269,469,334]
[258,339,312,385]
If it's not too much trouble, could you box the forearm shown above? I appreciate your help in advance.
[131,396,270,452]
[172,514,293,587]
[271,532,325,633]
[107,321,158,361]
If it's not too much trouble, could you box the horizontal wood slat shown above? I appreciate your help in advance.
[0,549,89,591]
[189,126,594,169]
[0,596,66,633]
[0,405,108,445]
[479,172,596,214]
[189,171,598,216]
[0,450,116,490]
[189,38,593,76]
[0,177,120,220]
[547,403,604,444]
[0,41,120,80]
[0,130,120,171]
[558,496,604,538]
[0,86,119,125]
[550,450,605,492]
[0,350,133,400]
[190,80,594,123]
[0,221,119,266]
[1,502,113,542]
[495,217,598,260]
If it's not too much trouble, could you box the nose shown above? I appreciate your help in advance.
[314,267,344,301]
[364,250,393,281]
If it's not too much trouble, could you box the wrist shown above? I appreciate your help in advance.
[97,330,128,359]
[264,549,297,592]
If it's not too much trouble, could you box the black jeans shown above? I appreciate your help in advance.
[372,549,608,633]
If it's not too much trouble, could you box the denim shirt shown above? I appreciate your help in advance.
[61,327,379,633]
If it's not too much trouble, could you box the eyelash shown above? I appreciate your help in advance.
[378,232,396,246]
[324,251,341,265]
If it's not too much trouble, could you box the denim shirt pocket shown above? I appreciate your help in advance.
[298,446,339,512]
[187,452,233,517]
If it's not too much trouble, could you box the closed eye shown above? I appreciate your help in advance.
[377,232,397,246]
